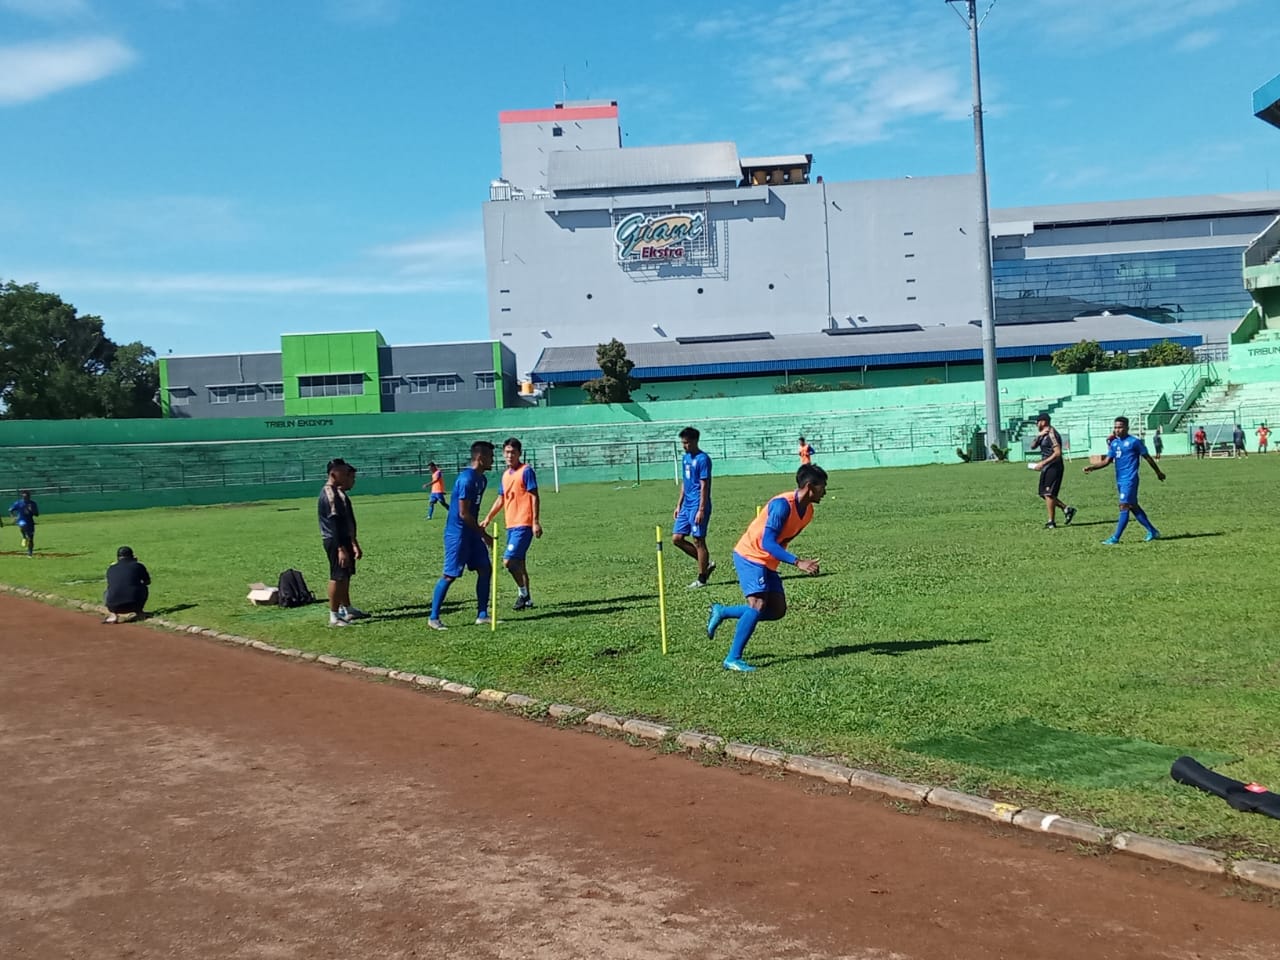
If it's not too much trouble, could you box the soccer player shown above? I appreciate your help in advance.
[706,464,827,672]
[422,461,449,519]
[481,437,542,610]
[798,435,814,466]
[672,426,714,588]
[8,489,39,557]
[1233,424,1248,459]
[317,458,367,626]
[1028,414,1076,529]
[1193,425,1207,460]
[1083,416,1165,544]
[429,441,495,630]
[1258,423,1271,454]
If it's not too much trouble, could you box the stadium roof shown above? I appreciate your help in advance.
[991,192,1280,229]
[531,315,1202,384]
[547,142,741,193]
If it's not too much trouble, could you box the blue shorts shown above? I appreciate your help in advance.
[504,526,533,562]
[733,550,783,599]
[1117,482,1139,505]
[443,535,491,578]
[673,505,710,539]
[428,493,447,505]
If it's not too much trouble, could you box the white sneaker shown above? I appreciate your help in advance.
[341,606,370,620]
[328,617,348,628]
[102,613,118,624]
[427,618,448,631]
[687,579,707,589]
[475,614,493,626]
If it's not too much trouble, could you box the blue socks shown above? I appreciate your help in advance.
[1132,507,1157,536]
[727,607,762,662]
[1112,509,1131,541]
[477,568,492,617]
[430,577,450,619]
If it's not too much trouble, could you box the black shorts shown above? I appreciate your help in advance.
[323,538,355,581]
[1037,463,1064,498]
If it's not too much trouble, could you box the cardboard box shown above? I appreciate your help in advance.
[247,583,278,605]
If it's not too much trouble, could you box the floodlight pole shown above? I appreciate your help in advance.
[950,0,1003,456]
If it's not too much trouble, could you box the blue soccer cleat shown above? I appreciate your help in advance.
[722,658,756,672]
[1144,530,1160,542]
[706,603,726,639]
[1102,537,1120,545]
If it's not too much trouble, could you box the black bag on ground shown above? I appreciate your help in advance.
[277,569,315,607]
[1170,756,1280,820]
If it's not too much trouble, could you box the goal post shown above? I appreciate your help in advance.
[550,439,681,493]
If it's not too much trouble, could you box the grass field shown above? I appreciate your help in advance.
[4,455,1280,857]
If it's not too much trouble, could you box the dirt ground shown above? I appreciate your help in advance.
[3,598,1279,960]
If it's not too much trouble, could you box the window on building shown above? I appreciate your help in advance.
[168,387,193,407]
[381,377,401,396]
[552,125,564,137]
[405,376,431,394]
[262,382,283,401]
[475,372,496,391]
[209,387,234,404]
[297,374,365,398]
[434,375,459,393]
[234,385,259,402]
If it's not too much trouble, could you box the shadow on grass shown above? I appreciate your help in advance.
[754,636,989,666]
[0,551,86,558]
[1155,532,1223,541]
[149,602,199,616]
[372,593,656,624]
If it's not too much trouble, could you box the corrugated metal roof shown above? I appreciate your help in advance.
[547,142,741,193]
[531,316,1202,383]
[739,154,811,168]
[992,192,1280,228]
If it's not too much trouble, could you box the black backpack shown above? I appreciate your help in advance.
[277,569,315,608]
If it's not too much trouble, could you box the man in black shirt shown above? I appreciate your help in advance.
[1029,414,1076,529]
[103,546,150,623]
[318,458,366,626]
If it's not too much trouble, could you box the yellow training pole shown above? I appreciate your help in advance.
[756,504,762,516]
[655,525,668,655]
[490,523,499,632]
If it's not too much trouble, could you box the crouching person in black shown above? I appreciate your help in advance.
[103,546,151,623]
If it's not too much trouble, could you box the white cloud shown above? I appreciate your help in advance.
[1004,0,1244,45]
[1174,29,1220,52]
[0,36,135,105]
[0,0,93,19]
[369,227,485,277]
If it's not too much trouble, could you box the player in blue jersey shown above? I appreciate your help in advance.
[8,490,39,557]
[428,441,495,630]
[1083,416,1165,544]
[672,426,715,588]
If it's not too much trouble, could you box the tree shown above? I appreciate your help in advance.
[0,281,160,419]
[1050,340,1127,374]
[1136,339,1197,368]
[582,338,639,404]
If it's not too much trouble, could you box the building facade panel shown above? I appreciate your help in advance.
[162,353,285,419]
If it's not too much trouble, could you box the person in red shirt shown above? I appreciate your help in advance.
[1258,423,1271,454]
[705,464,826,672]
[1193,426,1207,460]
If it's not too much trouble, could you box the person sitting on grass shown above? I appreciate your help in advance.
[103,546,151,624]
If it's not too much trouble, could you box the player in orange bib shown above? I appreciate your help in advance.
[482,437,542,610]
[1258,423,1271,454]
[706,464,827,671]
[797,435,814,466]
[422,461,449,519]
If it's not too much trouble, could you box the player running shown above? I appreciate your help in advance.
[423,461,450,519]
[481,437,542,611]
[8,490,39,557]
[706,464,827,672]
[1083,416,1165,544]
[672,426,715,588]
[428,441,495,630]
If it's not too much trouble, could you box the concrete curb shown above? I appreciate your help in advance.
[5,580,1277,896]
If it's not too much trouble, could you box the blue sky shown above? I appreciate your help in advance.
[2,0,1278,358]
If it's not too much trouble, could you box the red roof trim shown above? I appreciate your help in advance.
[499,105,618,125]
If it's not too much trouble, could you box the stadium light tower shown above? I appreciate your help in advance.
[947,0,1003,456]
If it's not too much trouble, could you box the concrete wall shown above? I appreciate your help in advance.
[484,173,983,378]
[162,352,285,419]
[379,342,506,412]
[499,103,621,194]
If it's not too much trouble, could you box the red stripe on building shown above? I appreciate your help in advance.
[499,105,618,124]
